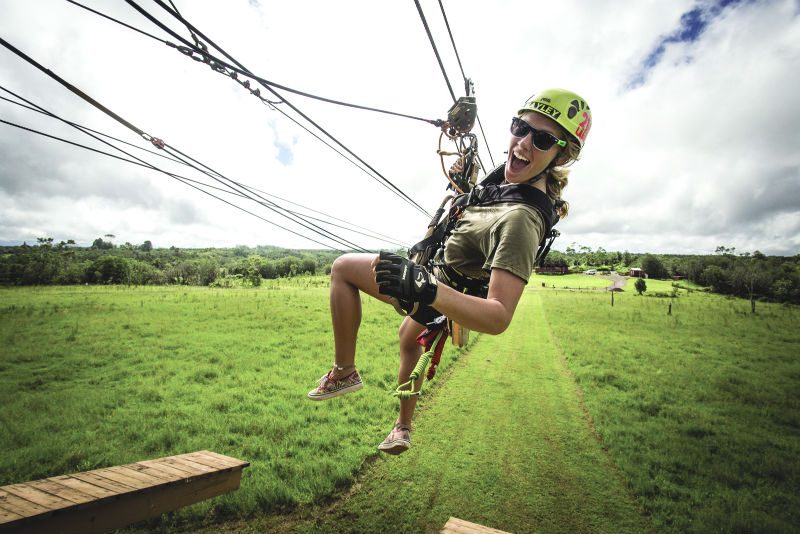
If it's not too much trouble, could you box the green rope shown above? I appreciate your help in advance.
[392,329,446,399]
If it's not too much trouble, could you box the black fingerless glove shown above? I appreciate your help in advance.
[375,251,438,315]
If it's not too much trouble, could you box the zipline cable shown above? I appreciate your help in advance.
[0,89,408,247]
[0,114,409,248]
[0,94,185,166]
[64,0,442,128]
[156,144,371,252]
[0,86,361,252]
[413,0,456,104]
[0,116,350,251]
[64,0,382,182]
[0,41,369,253]
[129,0,432,217]
[437,0,495,168]
[0,46,370,252]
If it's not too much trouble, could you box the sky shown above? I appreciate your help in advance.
[1,0,799,255]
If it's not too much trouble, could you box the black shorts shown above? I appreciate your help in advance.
[409,304,445,328]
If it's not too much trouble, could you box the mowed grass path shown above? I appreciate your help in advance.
[283,293,651,534]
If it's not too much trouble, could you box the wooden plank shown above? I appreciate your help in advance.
[2,484,74,511]
[0,503,25,523]
[165,457,216,474]
[155,457,207,476]
[90,468,154,490]
[25,480,96,505]
[143,457,198,476]
[0,451,249,531]
[0,488,49,518]
[190,451,249,469]
[106,465,170,486]
[49,476,117,499]
[135,460,195,479]
[441,516,512,534]
[123,463,182,483]
[11,469,244,534]
[70,472,135,495]
[184,452,239,470]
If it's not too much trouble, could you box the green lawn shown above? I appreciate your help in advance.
[539,289,800,533]
[1,282,797,533]
[0,280,471,527]
[531,273,616,290]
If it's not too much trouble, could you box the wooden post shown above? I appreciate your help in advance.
[611,290,614,307]
[668,302,672,315]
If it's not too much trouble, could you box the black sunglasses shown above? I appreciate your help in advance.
[510,116,567,151]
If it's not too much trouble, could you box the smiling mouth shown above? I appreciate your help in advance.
[509,152,530,173]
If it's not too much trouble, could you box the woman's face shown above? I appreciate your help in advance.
[504,111,564,184]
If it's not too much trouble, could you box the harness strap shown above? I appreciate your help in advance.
[437,264,488,298]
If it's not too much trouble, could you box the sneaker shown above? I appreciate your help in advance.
[377,424,411,455]
[307,369,363,401]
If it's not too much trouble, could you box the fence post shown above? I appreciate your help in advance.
[668,302,672,315]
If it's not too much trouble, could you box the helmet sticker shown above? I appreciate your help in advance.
[532,101,561,120]
[575,112,592,142]
[567,99,588,120]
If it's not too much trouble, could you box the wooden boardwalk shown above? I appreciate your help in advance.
[0,450,248,533]
[442,516,511,533]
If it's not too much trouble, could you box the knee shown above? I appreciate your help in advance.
[398,321,421,352]
[330,253,355,282]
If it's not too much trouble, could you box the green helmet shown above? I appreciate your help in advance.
[518,88,592,147]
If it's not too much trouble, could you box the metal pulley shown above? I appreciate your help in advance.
[444,96,477,136]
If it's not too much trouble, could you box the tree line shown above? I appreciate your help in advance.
[541,245,800,304]
[2,238,798,304]
[0,237,342,288]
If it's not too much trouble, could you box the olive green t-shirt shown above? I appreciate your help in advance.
[442,202,544,283]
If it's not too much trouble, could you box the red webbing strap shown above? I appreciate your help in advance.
[416,323,450,380]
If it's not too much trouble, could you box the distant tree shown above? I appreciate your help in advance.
[772,279,794,302]
[635,278,647,295]
[641,254,668,279]
[89,255,130,284]
[730,256,771,313]
[91,238,113,250]
[702,265,728,292]
[623,251,633,266]
[140,240,153,252]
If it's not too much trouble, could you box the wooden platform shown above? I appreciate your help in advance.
[0,450,248,534]
[442,516,512,534]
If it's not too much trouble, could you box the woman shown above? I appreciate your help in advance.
[308,88,592,454]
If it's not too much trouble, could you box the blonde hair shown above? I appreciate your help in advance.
[543,134,581,219]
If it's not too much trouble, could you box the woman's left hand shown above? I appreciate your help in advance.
[374,251,438,314]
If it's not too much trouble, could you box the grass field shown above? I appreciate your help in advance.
[535,286,800,533]
[1,280,798,533]
[0,279,473,528]
[531,272,617,290]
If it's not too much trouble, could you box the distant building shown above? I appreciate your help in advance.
[629,268,648,278]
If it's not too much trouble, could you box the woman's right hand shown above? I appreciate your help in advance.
[448,157,465,177]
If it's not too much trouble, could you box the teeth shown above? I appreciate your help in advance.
[513,152,530,163]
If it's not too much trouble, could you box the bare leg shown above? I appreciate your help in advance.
[397,316,427,426]
[329,253,392,378]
